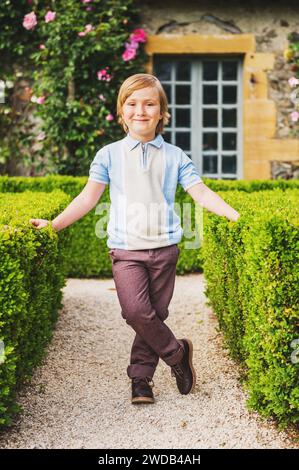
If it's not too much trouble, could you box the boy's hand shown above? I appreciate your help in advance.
[231,212,240,222]
[29,218,50,229]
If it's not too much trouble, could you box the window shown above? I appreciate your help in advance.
[154,56,243,179]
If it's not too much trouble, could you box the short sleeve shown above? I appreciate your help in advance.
[88,147,110,184]
[178,151,202,191]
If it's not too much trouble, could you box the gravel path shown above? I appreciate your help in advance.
[0,273,297,449]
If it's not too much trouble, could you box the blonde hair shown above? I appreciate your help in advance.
[116,73,170,135]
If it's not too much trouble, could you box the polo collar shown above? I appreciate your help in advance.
[124,133,164,151]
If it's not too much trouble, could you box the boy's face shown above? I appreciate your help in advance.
[122,86,163,141]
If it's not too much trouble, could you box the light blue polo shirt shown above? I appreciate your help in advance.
[89,133,202,250]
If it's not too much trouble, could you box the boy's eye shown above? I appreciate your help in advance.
[126,102,156,106]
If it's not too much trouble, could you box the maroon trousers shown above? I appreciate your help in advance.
[109,244,184,379]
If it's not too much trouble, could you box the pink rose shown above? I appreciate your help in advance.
[85,24,94,33]
[122,36,141,62]
[122,47,137,62]
[288,77,299,87]
[126,40,138,50]
[45,11,56,23]
[23,12,37,30]
[129,28,147,43]
[36,96,46,104]
[97,68,111,81]
[82,0,92,3]
[78,24,94,37]
[106,114,114,121]
[290,111,299,122]
[39,44,46,50]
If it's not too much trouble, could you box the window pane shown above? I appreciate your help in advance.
[155,61,171,81]
[222,61,238,81]
[222,108,237,127]
[223,86,237,104]
[175,85,190,104]
[222,133,237,150]
[203,61,218,81]
[203,109,218,127]
[175,108,190,127]
[222,155,237,174]
[175,132,190,151]
[203,155,218,173]
[176,61,191,81]
[203,85,218,104]
[163,84,171,103]
[203,133,218,151]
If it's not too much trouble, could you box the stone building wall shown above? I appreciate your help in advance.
[137,0,299,140]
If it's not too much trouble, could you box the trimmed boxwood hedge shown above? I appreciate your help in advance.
[0,190,71,426]
[202,188,299,426]
[0,177,298,427]
[0,176,298,278]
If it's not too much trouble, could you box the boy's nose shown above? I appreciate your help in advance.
[135,106,146,115]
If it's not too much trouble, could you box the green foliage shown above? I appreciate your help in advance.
[287,31,299,75]
[0,0,39,174]
[202,188,299,426]
[0,190,70,426]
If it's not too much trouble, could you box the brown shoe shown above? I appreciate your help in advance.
[171,338,196,395]
[131,377,155,404]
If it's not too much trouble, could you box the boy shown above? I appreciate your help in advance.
[30,73,240,405]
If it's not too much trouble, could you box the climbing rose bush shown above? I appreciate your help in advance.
[0,0,148,176]
[285,32,299,136]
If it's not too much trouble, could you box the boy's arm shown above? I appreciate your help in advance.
[187,182,240,222]
[52,180,106,231]
[30,180,106,231]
